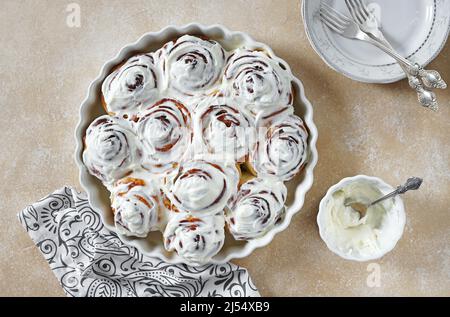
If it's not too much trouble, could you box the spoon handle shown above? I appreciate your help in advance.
[367,34,439,110]
[369,177,423,207]
[396,177,423,193]
[368,31,447,90]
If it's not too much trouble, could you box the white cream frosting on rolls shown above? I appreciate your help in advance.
[161,35,226,96]
[318,178,406,261]
[225,177,287,240]
[83,115,140,184]
[136,98,192,173]
[111,175,162,237]
[251,114,308,181]
[163,160,239,216]
[223,48,294,122]
[164,213,225,265]
[102,54,161,116]
[195,98,256,163]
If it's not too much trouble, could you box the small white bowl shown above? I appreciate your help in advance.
[317,175,406,262]
[74,23,319,265]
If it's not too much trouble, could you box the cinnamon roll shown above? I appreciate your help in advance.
[225,177,287,240]
[111,176,161,237]
[163,213,225,265]
[136,98,192,173]
[102,54,160,116]
[249,115,308,181]
[161,35,226,96]
[83,116,140,184]
[223,48,294,122]
[163,160,239,216]
[196,100,256,162]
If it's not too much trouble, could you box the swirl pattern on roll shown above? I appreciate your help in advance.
[223,48,294,121]
[164,213,225,265]
[225,177,287,240]
[102,54,160,116]
[250,115,308,181]
[162,35,226,96]
[196,100,255,162]
[83,116,140,184]
[136,98,192,173]
[164,160,239,216]
[110,176,161,237]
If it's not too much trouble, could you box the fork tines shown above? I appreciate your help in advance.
[319,3,350,33]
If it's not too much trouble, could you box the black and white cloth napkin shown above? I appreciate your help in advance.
[18,187,259,297]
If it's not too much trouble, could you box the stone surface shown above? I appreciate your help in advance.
[0,0,449,296]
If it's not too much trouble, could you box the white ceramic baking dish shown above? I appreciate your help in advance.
[74,23,318,265]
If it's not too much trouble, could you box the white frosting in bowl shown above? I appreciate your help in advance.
[317,176,406,261]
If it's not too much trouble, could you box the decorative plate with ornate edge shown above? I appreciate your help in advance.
[302,0,450,83]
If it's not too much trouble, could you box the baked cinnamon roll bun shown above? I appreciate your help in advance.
[161,35,226,96]
[111,176,161,237]
[195,100,256,163]
[163,213,225,264]
[225,177,287,240]
[136,98,192,173]
[163,160,239,216]
[249,115,308,181]
[223,48,294,122]
[102,54,160,117]
[83,116,140,184]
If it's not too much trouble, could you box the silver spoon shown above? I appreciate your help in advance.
[344,177,423,217]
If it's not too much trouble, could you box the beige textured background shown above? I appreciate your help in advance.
[0,0,449,297]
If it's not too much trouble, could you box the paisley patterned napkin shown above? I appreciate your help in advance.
[18,187,259,297]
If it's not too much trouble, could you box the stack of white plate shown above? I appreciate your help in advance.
[302,0,450,83]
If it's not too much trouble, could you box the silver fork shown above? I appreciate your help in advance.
[319,3,439,110]
[345,0,447,90]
